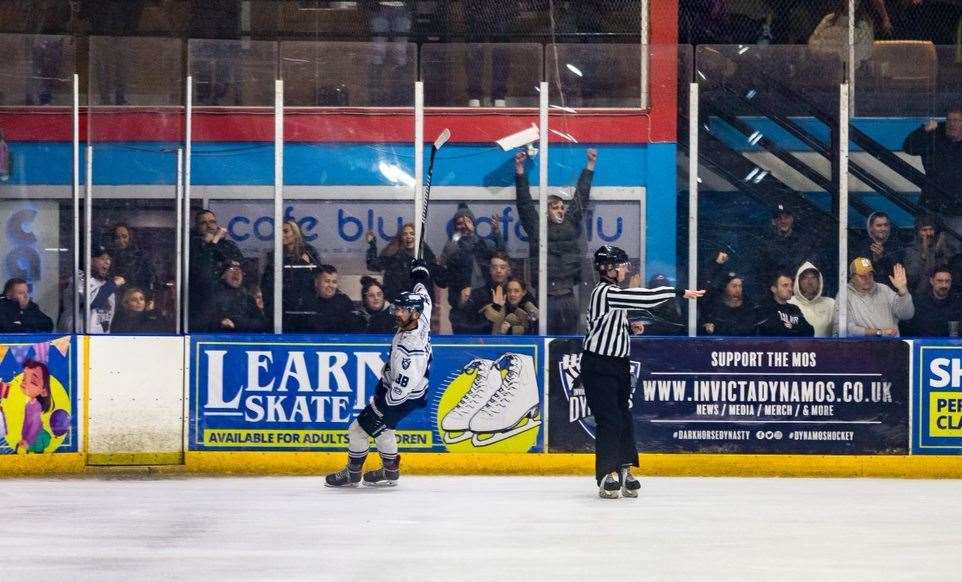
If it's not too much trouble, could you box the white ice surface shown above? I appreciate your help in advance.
[1,475,960,582]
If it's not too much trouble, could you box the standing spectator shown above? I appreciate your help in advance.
[107,223,155,295]
[0,278,53,332]
[904,214,953,296]
[450,251,513,334]
[189,209,243,330]
[359,276,395,334]
[808,0,891,72]
[904,266,962,337]
[834,258,914,337]
[439,203,505,328]
[481,276,539,335]
[362,1,413,105]
[309,265,363,334]
[789,262,836,337]
[850,212,905,287]
[700,271,757,336]
[755,272,814,337]
[199,261,268,333]
[903,105,962,239]
[189,0,241,105]
[757,205,818,289]
[463,0,520,106]
[261,220,322,332]
[366,222,439,302]
[515,148,596,334]
[111,287,170,333]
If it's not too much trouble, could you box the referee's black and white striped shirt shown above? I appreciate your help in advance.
[582,281,677,358]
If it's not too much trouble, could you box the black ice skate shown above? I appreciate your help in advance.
[325,453,366,488]
[598,471,621,499]
[620,466,640,499]
[363,454,401,487]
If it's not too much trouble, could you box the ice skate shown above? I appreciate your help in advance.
[441,358,501,444]
[598,472,621,499]
[362,454,401,487]
[469,353,542,446]
[325,453,365,488]
[620,466,640,498]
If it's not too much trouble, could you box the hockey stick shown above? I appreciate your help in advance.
[417,128,451,260]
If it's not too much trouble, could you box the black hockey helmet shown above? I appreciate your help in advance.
[395,291,425,313]
[594,245,629,272]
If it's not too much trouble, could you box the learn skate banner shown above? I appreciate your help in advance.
[0,335,77,455]
[189,334,544,453]
[913,340,962,454]
[548,338,909,454]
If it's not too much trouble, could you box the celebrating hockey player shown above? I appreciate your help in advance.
[325,260,433,488]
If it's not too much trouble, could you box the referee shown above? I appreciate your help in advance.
[582,245,704,499]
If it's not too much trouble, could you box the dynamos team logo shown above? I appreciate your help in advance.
[558,352,641,439]
[435,353,541,452]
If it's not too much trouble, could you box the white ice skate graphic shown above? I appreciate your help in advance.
[468,353,541,447]
[440,358,502,444]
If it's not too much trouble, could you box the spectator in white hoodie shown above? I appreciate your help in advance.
[833,257,914,337]
[788,262,835,337]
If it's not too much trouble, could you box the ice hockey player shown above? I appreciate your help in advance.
[325,259,433,488]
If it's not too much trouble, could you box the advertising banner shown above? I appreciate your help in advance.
[548,338,909,454]
[208,199,640,272]
[189,335,544,453]
[0,335,76,454]
[914,340,962,454]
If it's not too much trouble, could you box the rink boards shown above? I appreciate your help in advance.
[2,334,962,477]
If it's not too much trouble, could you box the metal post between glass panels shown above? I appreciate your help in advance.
[838,82,850,337]
[273,79,283,334]
[687,82,698,338]
[538,81,549,337]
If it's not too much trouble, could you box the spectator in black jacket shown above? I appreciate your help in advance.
[439,203,505,329]
[107,223,155,295]
[903,105,962,236]
[757,204,819,288]
[904,266,962,337]
[111,287,170,333]
[358,276,395,334]
[514,148,596,334]
[189,209,243,329]
[309,265,363,333]
[199,261,268,333]
[0,278,53,332]
[366,222,439,302]
[261,220,322,332]
[850,211,905,289]
[700,271,757,336]
[904,213,953,296]
[755,272,815,337]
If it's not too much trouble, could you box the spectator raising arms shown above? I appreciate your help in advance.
[261,220,322,332]
[439,203,505,331]
[0,278,52,333]
[834,258,914,337]
[366,222,439,302]
[903,105,962,238]
[359,276,395,334]
[514,147,596,334]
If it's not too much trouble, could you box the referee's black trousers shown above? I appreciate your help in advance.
[581,350,638,484]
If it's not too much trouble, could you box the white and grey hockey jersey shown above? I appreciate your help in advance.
[381,282,433,406]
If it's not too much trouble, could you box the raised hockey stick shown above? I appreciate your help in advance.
[417,128,451,260]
